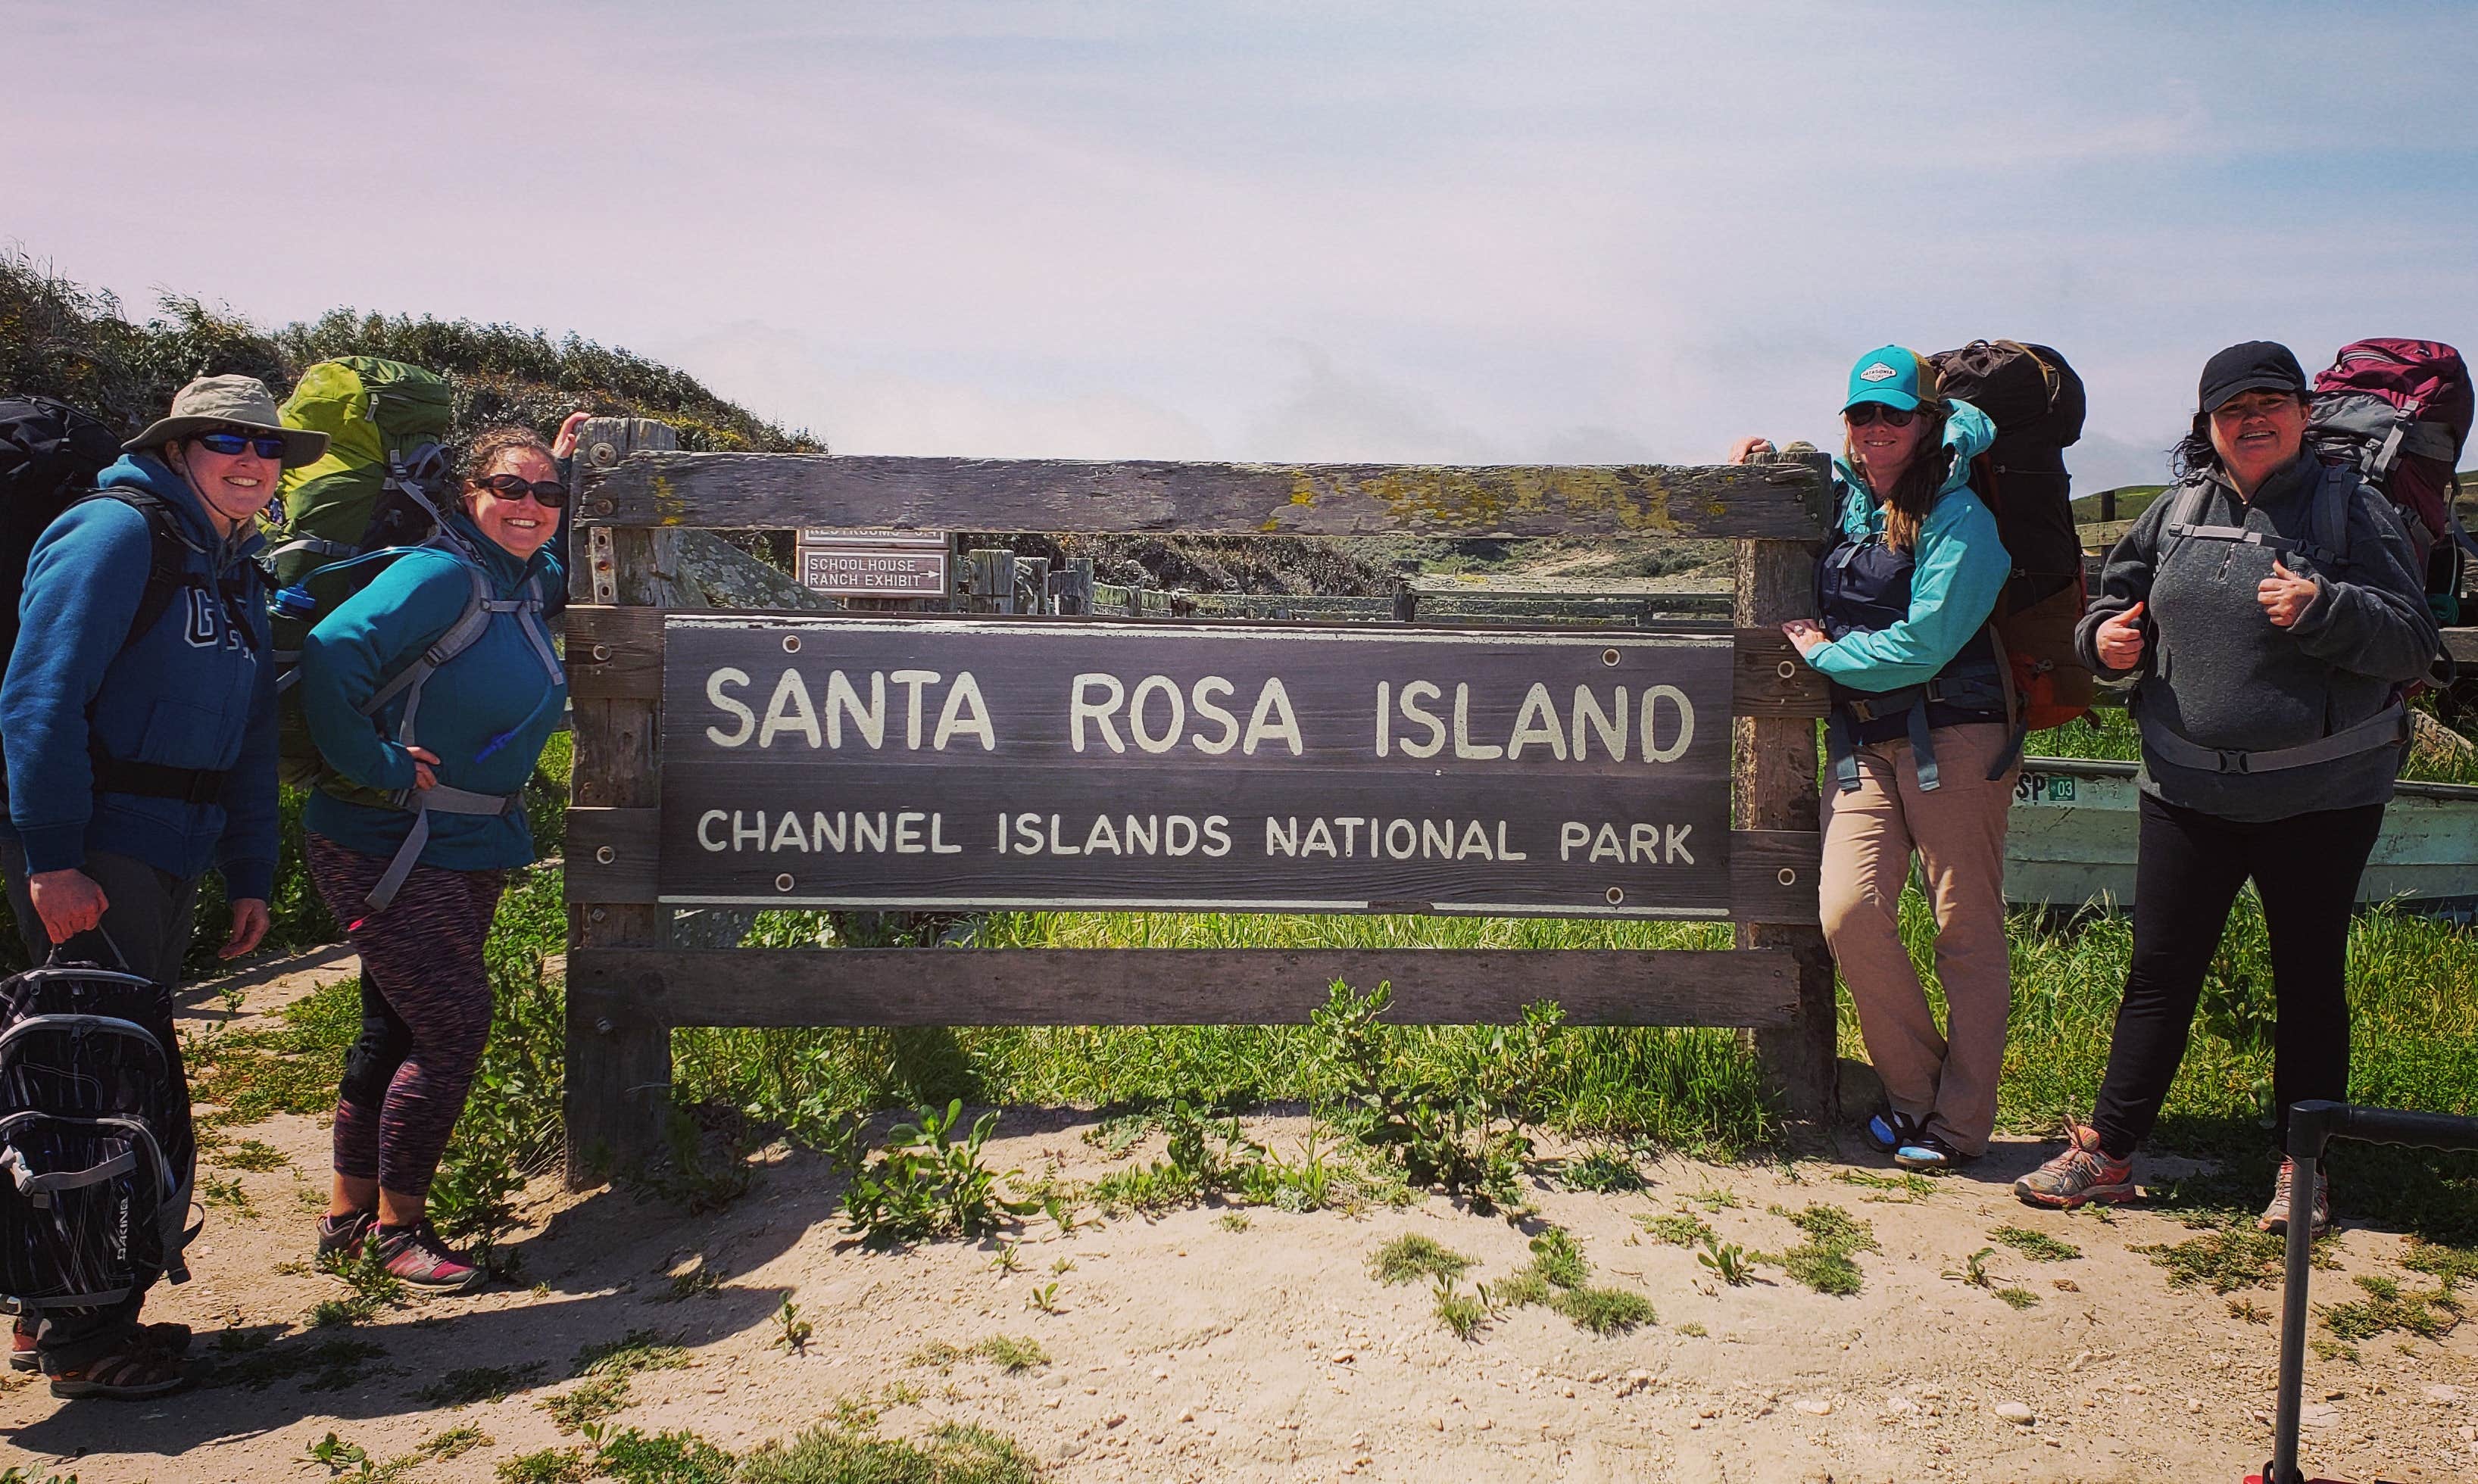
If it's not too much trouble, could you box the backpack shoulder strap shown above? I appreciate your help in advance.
[2305,463,2355,569]
[72,490,199,653]
[356,553,493,723]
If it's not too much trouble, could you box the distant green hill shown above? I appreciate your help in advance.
[0,252,817,453]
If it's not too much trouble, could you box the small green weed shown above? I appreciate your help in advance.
[420,1363,544,1407]
[1525,1227,1589,1289]
[303,1433,410,1481]
[1690,1186,1742,1212]
[2136,1222,2333,1293]
[195,1330,386,1393]
[200,1175,255,1217]
[1219,1212,1250,1232]
[417,1425,491,1461]
[593,1427,737,1484]
[1994,1286,2043,1310]
[578,1330,690,1380]
[1369,1234,1474,1286]
[2404,1241,2478,1286]
[987,1243,1023,1275]
[1559,1147,1647,1193]
[2311,1337,2361,1364]
[1698,1236,1755,1286]
[1948,1247,1997,1289]
[1551,1285,1656,1334]
[736,1420,1039,1484]
[831,1101,1035,1246]
[1637,1212,1714,1247]
[2228,1297,2272,1324]
[1834,1169,1933,1202]
[1990,1226,2083,1262]
[213,1139,291,1172]
[495,1449,589,1484]
[772,1300,815,1354]
[1777,1245,1862,1296]
[1434,1277,1490,1341]
[541,1374,632,1434]
[1676,1320,1709,1336]
[2320,1274,2463,1343]
[1025,1283,1063,1315]
[910,1336,1049,1374]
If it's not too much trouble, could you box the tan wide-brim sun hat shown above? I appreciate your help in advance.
[124,374,331,467]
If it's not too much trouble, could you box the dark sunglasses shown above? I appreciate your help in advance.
[1843,404,1918,429]
[472,473,568,507]
[194,431,289,459]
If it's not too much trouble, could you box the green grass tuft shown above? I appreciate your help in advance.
[737,1421,1039,1484]
[1990,1226,2083,1262]
[1369,1234,1475,1286]
[1550,1285,1656,1334]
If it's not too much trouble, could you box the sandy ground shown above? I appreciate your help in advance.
[4,952,2473,1484]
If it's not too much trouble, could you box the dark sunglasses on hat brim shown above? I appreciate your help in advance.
[194,430,289,459]
[471,473,569,508]
[1842,403,1921,429]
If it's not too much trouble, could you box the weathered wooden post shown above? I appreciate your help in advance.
[1734,452,1837,1133]
[1054,557,1094,616]
[566,416,679,1182]
[966,548,1016,614]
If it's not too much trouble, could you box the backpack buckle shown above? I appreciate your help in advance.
[2215,749,2251,775]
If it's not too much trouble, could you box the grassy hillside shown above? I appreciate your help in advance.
[0,252,819,452]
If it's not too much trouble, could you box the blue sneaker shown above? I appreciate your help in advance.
[1865,1108,1923,1155]
[1893,1133,1974,1173]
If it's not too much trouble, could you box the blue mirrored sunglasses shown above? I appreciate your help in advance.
[195,431,289,459]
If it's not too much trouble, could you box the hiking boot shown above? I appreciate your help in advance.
[2014,1121,2136,1210]
[2257,1158,2332,1238]
[48,1339,188,1399]
[373,1220,486,1292]
[317,1208,376,1267]
[15,1320,186,1373]
[1865,1107,1924,1155]
[1893,1132,1976,1174]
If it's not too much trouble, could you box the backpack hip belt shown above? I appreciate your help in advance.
[2138,700,2408,777]
[363,783,525,915]
[87,750,231,806]
[1824,644,2013,796]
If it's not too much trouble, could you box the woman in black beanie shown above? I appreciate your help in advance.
[2015,341,2438,1233]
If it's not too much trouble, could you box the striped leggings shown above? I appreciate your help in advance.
[307,834,505,1199]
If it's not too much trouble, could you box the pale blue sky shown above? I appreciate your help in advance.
[10,1,2477,487]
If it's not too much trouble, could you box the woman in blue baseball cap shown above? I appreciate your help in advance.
[1732,346,2015,1171]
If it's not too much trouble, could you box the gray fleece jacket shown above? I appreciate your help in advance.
[2076,452,2438,822]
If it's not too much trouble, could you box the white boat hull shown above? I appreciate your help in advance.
[2004,757,2478,916]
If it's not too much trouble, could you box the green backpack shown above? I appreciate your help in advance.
[268,358,459,793]
[268,357,455,587]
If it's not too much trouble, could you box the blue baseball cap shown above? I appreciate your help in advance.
[1843,345,1940,414]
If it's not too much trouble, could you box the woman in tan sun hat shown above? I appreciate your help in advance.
[0,373,323,1398]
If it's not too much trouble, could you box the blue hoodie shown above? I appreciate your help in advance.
[1802,399,2011,692]
[1,454,280,900]
[297,515,566,871]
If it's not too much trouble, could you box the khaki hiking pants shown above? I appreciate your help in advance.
[1820,721,2018,1157]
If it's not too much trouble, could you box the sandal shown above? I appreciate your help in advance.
[48,1343,189,1399]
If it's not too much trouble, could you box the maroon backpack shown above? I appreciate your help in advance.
[2305,338,2474,619]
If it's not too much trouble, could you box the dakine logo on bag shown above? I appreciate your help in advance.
[1858,361,1899,384]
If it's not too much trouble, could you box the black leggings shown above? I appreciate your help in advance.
[2089,792,2385,1161]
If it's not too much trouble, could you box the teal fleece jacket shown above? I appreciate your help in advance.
[1803,400,2010,692]
[297,517,566,871]
[1,454,279,900]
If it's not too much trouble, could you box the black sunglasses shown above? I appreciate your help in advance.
[472,473,568,508]
[195,431,289,459]
[1843,404,1919,429]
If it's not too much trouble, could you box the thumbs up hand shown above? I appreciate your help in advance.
[2094,600,2147,671]
[2258,559,2318,628]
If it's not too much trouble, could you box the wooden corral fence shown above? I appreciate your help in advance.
[557,419,1837,1181]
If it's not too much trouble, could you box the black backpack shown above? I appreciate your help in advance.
[0,955,195,1319]
[0,398,215,779]
[1927,340,2095,731]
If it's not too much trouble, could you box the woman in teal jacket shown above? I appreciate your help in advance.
[297,426,567,1290]
[1734,346,2015,1171]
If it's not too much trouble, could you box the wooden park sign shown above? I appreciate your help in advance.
[560,422,1839,1180]
[661,618,1732,916]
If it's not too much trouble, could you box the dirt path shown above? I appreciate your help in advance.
[3,957,2471,1483]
